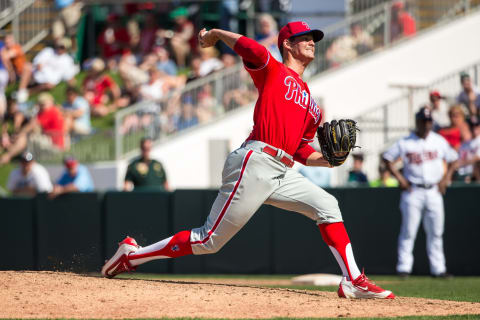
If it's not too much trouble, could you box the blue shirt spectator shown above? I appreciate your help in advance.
[57,164,94,192]
[154,46,178,76]
[57,157,93,189]
[49,157,94,198]
[63,86,91,135]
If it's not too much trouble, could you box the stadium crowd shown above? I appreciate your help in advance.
[0,0,478,195]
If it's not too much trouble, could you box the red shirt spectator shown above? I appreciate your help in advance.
[84,73,116,106]
[97,14,130,59]
[36,93,65,149]
[438,104,470,151]
[399,12,416,36]
[438,127,461,150]
[391,1,416,41]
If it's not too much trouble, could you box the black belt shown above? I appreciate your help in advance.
[413,183,435,189]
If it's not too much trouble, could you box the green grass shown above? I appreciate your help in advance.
[273,275,480,303]
[0,162,14,196]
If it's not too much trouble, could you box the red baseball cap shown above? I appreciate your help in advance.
[429,90,444,100]
[64,156,78,169]
[278,21,324,52]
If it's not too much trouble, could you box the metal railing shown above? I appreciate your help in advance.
[27,128,115,163]
[0,0,52,52]
[115,64,257,158]
[334,60,480,185]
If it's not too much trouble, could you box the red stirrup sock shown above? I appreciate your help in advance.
[319,222,361,281]
[129,230,193,266]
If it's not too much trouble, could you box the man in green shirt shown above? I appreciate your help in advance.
[124,137,169,191]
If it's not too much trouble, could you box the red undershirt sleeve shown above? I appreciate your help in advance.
[293,142,316,165]
[233,36,269,69]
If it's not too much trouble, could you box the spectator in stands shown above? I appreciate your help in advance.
[390,1,416,42]
[2,34,33,103]
[31,38,79,93]
[52,0,83,49]
[83,58,126,117]
[369,161,399,187]
[255,13,282,61]
[457,73,480,124]
[7,151,52,196]
[455,122,480,183]
[198,47,224,77]
[62,86,91,136]
[139,67,184,103]
[138,68,165,102]
[176,99,199,131]
[0,93,66,164]
[429,90,449,131]
[138,13,159,57]
[196,83,218,121]
[124,137,168,191]
[186,56,202,82]
[221,53,237,68]
[97,13,130,63]
[0,36,8,119]
[438,104,471,151]
[0,97,34,161]
[347,153,369,185]
[154,46,178,76]
[326,23,374,68]
[167,6,195,68]
[49,155,94,198]
[222,67,257,111]
[118,50,149,95]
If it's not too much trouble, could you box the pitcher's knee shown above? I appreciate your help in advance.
[315,195,342,224]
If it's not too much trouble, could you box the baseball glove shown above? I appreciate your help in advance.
[317,119,360,167]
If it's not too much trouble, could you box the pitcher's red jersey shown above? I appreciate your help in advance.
[241,42,322,164]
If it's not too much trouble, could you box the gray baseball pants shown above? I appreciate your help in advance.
[190,140,343,255]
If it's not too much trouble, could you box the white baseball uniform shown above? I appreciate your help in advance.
[383,131,458,275]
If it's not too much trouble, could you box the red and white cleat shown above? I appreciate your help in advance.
[101,236,139,278]
[338,271,395,299]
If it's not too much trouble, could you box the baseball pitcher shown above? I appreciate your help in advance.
[102,21,394,299]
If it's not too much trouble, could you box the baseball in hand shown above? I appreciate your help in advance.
[199,28,216,48]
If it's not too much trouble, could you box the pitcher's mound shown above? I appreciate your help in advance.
[1,271,479,319]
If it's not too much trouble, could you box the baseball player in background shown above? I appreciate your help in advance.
[383,107,458,278]
[102,21,394,299]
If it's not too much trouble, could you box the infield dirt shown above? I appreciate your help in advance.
[1,271,479,319]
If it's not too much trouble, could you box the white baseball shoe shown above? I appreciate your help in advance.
[101,236,139,278]
[338,271,395,299]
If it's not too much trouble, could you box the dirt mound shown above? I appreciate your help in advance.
[1,271,479,319]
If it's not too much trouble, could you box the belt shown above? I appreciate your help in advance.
[413,183,435,189]
[262,145,294,168]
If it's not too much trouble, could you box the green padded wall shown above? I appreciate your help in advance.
[103,191,171,274]
[35,193,102,272]
[1,197,35,270]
